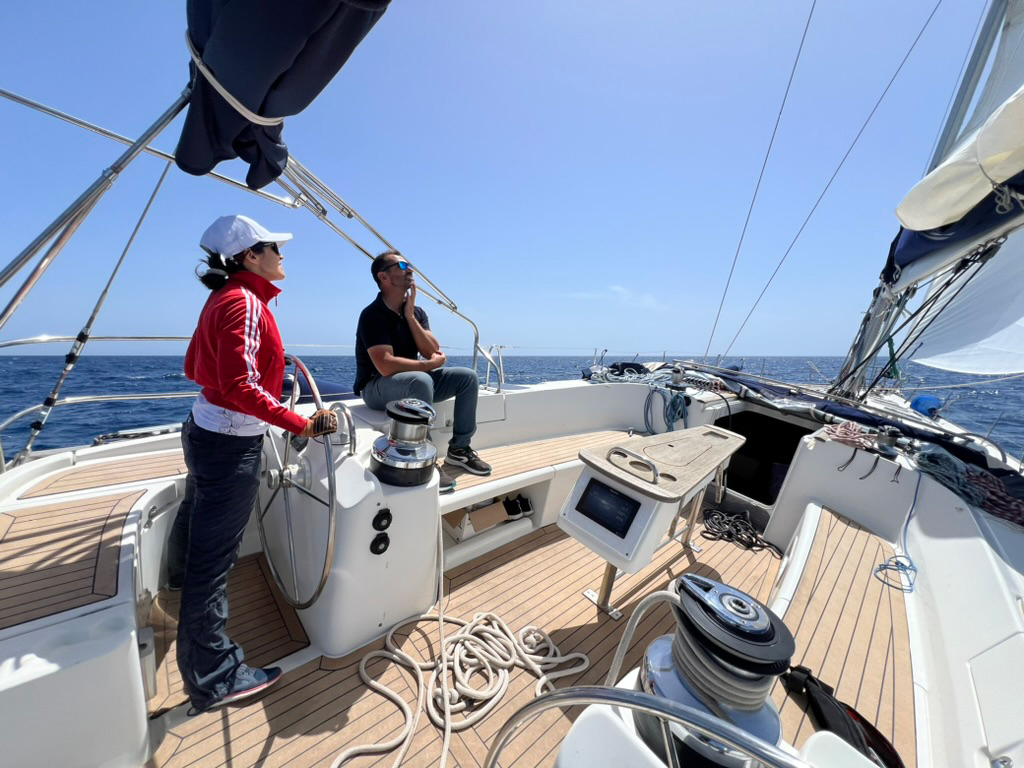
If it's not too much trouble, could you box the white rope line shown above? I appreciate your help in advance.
[331,519,590,768]
[184,31,284,127]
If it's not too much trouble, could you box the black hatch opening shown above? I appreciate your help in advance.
[712,411,813,506]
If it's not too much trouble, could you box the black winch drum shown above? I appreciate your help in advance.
[369,399,438,487]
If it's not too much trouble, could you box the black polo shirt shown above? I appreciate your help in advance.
[354,293,430,394]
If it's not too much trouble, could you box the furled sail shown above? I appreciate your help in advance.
[894,82,1024,232]
[886,0,1024,289]
[905,235,1024,373]
[175,0,391,190]
[836,1,1024,390]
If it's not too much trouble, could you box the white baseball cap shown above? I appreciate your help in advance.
[199,214,293,258]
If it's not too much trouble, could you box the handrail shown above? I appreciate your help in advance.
[482,344,505,391]
[0,335,191,350]
[329,402,357,457]
[0,391,198,469]
[483,686,812,768]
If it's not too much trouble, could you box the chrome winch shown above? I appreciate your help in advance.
[369,398,438,487]
[636,574,795,767]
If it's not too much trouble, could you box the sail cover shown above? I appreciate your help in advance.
[175,0,391,190]
[896,1,1024,232]
[895,81,1024,233]
[906,235,1024,374]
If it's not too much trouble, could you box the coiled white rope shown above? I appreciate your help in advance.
[331,518,589,768]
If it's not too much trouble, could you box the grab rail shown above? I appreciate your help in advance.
[482,344,506,391]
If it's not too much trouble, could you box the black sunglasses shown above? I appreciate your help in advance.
[252,241,280,255]
[383,260,410,272]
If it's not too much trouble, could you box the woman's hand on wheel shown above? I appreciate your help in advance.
[299,409,338,438]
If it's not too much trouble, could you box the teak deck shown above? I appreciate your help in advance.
[19,449,186,499]
[148,554,310,714]
[150,523,782,768]
[443,430,627,491]
[0,434,916,766]
[0,490,143,630]
[770,509,916,766]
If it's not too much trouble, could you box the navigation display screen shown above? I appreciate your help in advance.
[575,479,641,539]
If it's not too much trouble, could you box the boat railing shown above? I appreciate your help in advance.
[1,87,494,393]
[484,685,812,768]
[481,344,506,391]
[0,335,195,469]
[0,390,197,471]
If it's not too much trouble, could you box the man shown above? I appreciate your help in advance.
[354,251,491,488]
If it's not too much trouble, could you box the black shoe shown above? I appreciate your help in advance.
[436,464,456,494]
[187,664,283,716]
[503,496,523,520]
[445,445,492,476]
[514,494,534,517]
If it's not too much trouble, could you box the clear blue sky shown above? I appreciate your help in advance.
[0,1,985,358]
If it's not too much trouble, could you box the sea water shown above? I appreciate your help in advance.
[1,355,1021,459]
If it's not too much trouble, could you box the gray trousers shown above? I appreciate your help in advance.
[361,366,479,448]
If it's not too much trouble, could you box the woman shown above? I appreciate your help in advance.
[168,214,336,715]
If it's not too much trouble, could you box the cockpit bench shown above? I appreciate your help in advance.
[438,430,631,568]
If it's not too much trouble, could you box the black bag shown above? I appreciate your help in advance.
[782,665,905,768]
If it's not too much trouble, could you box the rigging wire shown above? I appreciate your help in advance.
[829,255,984,394]
[863,253,989,393]
[720,0,945,360]
[703,0,818,362]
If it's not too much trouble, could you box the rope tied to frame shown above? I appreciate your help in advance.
[184,31,284,127]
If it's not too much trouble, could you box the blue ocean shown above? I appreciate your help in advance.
[1,356,1021,461]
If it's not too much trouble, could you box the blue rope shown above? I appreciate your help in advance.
[644,385,688,433]
[874,473,920,593]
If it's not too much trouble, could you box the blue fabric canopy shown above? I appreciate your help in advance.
[175,0,391,189]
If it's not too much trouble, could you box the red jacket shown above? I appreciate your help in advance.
[184,270,307,435]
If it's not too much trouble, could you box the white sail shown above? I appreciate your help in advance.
[907,234,1024,373]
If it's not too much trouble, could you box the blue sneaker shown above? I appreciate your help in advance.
[188,664,283,715]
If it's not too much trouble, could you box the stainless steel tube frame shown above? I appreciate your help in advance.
[484,686,811,768]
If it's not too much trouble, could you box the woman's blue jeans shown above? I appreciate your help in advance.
[168,415,264,708]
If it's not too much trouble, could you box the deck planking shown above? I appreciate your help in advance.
[150,522,781,768]
[770,508,916,767]
[444,430,628,491]
[0,490,143,630]
[147,554,310,715]
[19,448,186,499]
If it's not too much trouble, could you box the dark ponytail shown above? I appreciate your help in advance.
[196,249,246,291]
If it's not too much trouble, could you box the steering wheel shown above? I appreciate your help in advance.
[255,354,351,609]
